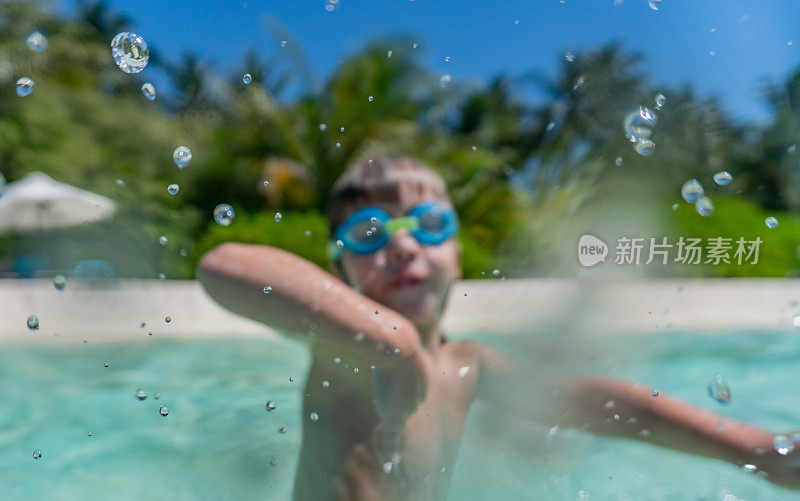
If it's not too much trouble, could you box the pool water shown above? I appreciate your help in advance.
[1,331,798,500]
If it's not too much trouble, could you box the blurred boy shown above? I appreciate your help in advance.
[197,155,798,500]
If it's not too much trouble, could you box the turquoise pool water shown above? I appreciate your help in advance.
[1,331,798,500]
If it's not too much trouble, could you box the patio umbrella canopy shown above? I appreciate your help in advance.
[0,172,117,233]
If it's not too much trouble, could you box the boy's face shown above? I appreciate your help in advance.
[338,190,461,332]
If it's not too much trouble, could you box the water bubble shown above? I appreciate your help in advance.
[27,315,39,331]
[439,74,451,88]
[319,123,327,131]
[135,389,147,400]
[15,77,34,97]
[765,216,778,229]
[265,400,276,411]
[564,51,575,62]
[26,31,48,52]
[623,107,657,143]
[173,146,192,168]
[695,196,714,217]
[774,435,794,455]
[32,449,42,460]
[654,93,666,110]
[263,286,272,294]
[634,139,655,156]
[310,412,319,422]
[322,380,330,388]
[681,179,704,203]
[368,96,374,102]
[278,425,288,433]
[707,374,731,404]
[141,82,156,101]
[165,316,171,323]
[615,157,623,167]
[713,171,733,186]
[53,275,66,290]
[650,389,659,397]
[213,203,235,226]
[110,32,149,74]
[158,404,169,417]
[275,212,282,222]
[242,73,252,84]
[280,40,287,47]
[158,236,168,246]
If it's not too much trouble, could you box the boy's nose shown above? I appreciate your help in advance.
[386,229,421,263]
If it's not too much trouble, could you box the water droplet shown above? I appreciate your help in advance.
[135,389,147,400]
[638,429,650,438]
[110,32,149,74]
[115,178,125,186]
[319,123,327,131]
[304,230,311,237]
[173,146,192,169]
[322,380,330,388]
[158,273,166,280]
[707,374,731,404]
[280,40,287,47]
[103,362,109,367]
[27,315,39,331]
[368,96,374,102]
[310,411,319,422]
[242,73,252,84]
[263,286,272,294]
[624,107,657,143]
[158,236,168,246]
[353,368,359,374]
[564,51,575,62]
[275,212,282,222]
[444,56,451,63]
[681,179,704,203]
[615,156,623,167]
[270,458,278,466]
[774,435,794,455]
[265,400,276,411]
[492,269,500,276]
[439,74,451,88]
[471,145,478,151]
[765,216,778,229]
[334,357,341,364]
[412,43,418,49]
[141,82,156,101]
[32,449,42,460]
[165,316,171,323]
[335,142,341,148]
[713,171,732,186]
[672,203,679,210]
[278,425,288,433]
[634,139,655,156]
[650,389,659,397]
[695,196,714,217]
[654,93,666,110]
[15,77,34,97]
[648,0,661,10]
[166,183,179,196]
[387,50,393,58]
[53,275,66,290]
[603,400,615,409]
[336,240,344,249]
[154,393,160,399]
[288,377,294,382]
[213,203,235,226]
[742,464,758,474]
[793,315,800,327]
[458,366,471,377]
[158,404,169,416]
[26,31,48,52]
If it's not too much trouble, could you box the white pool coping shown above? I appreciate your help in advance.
[1,278,799,345]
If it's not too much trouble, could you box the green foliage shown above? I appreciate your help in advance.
[671,198,800,277]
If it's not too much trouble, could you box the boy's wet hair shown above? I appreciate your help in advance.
[327,155,450,236]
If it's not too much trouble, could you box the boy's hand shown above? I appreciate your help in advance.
[755,435,800,490]
[370,348,433,464]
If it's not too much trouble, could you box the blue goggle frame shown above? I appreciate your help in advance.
[328,200,459,261]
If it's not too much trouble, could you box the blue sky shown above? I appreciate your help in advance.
[61,0,799,123]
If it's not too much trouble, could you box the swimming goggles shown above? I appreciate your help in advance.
[328,200,459,260]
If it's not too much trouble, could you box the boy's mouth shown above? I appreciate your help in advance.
[390,276,424,289]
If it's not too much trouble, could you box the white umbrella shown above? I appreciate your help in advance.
[0,172,117,233]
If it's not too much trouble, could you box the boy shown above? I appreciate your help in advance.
[197,155,799,500]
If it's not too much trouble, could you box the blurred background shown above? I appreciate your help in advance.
[1,0,799,281]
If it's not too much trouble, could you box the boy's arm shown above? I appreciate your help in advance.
[197,243,423,366]
[472,345,799,488]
